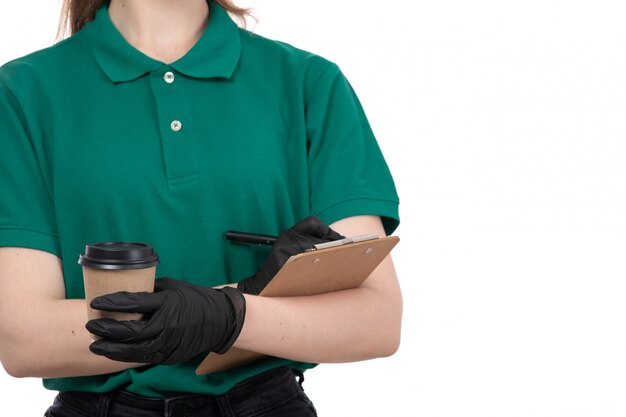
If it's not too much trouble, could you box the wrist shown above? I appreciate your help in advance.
[214,286,247,354]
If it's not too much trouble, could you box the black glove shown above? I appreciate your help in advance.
[86,278,246,365]
[237,216,345,295]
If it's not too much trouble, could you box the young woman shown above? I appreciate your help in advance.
[0,0,402,415]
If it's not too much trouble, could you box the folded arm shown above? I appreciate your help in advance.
[234,215,402,362]
[0,215,401,377]
[0,247,142,378]
[86,215,402,365]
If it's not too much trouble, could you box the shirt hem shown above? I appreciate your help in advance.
[0,227,62,258]
[312,196,400,235]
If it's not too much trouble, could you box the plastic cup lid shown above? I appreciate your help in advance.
[78,242,159,270]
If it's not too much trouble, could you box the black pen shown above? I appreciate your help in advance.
[225,231,277,246]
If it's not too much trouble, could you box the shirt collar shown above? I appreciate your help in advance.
[84,0,241,82]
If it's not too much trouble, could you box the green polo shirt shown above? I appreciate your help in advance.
[0,0,399,396]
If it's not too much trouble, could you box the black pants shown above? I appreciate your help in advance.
[45,367,317,417]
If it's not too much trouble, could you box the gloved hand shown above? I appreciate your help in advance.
[237,216,345,295]
[86,278,246,365]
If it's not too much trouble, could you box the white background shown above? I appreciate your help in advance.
[2,1,626,416]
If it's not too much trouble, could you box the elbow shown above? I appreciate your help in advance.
[380,330,401,358]
[0,335,38,378]
[375,322,401,358]
[1,351,46,378]
[357,325,400,360]
[1,353,31,378]
[2,363,27,379]
[374,300,403,358]
[380,293,403,358]
[358,311,401,360]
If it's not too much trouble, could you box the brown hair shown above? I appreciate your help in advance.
[55,0,254,42]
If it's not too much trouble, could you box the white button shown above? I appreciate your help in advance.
[164,71,175,84]
[170,120,182,132]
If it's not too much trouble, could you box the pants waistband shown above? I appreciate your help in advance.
[58,366,304,416]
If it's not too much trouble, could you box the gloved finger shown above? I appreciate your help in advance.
[237,274,264,296]
[154,277,183,292]
[292,216,345,241]
[86,318,161,342]
[89,338,173,364]
[291,216,324,235]
[155,277,208,293]
[90,291,165,313]
[89,338,151,363]
[322,225,344,241]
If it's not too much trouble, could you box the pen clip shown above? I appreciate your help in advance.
[305,234,379,252]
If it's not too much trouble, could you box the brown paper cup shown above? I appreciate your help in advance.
[83,265,156,323]
[78,242,159,340]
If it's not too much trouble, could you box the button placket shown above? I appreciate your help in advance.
[150,68,199,186]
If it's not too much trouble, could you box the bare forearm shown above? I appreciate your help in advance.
[234,284,402,363]
[2,299,142,378]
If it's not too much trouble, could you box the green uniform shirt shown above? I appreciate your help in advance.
[0,0,400,396]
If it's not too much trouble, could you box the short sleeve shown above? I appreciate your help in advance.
[305,63,400,235]
[0,66,61,257]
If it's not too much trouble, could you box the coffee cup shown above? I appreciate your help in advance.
[79,242,159,331]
